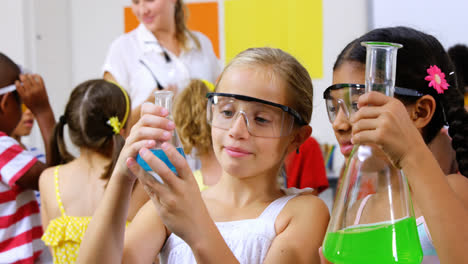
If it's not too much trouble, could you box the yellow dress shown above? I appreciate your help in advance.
[42,166,129,263]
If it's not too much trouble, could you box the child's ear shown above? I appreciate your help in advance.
[0,93,10,114]
[410,95,436,129]
[288,125,312,154]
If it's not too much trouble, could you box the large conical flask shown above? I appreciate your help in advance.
[136,90,186,183]
[322,42,423,264]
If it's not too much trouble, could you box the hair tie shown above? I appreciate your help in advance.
[107,116,121,134]
[59,115,67,125]
[201,79,215,92]
[105,80,130,135]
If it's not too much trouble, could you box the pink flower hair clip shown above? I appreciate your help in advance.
[424,65,449,94]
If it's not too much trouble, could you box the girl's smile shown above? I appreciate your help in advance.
[224,146,252,158]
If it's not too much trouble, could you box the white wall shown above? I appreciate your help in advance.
[70,0,129,86]
[370,0,468,49]
[0,1,27,67]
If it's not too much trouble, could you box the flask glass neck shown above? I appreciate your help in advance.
[361,42,402,97]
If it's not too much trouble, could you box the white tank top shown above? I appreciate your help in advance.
[159,194,298,264]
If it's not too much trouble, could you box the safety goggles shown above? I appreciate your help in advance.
[323,83,424,123]
[206,93,306,138]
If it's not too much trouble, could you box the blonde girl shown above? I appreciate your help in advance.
[78,48,329,264]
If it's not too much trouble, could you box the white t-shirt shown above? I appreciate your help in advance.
[103,24,222,109]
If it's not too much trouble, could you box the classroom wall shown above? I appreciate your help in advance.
[370,0,468,49]
[70,0,129,86]
[0,1,27,65]
[0,0,368,172]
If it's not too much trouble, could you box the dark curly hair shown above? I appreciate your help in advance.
[448,44,468,94]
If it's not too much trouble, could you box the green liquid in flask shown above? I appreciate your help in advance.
[323,217,422,264]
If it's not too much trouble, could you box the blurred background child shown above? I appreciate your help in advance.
[11,106,46,206]
[173,79,221,191]
[39,79,149,263]
[283,136,329,195]
[0,52,55,263]
[11,107,46,162]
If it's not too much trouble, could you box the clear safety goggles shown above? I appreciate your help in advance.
[206,93,307,138]
[323,83,424,123]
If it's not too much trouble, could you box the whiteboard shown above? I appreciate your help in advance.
[370,0,468,49]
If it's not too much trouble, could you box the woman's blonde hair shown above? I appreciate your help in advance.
[217,47,313,124]
[173,79,212,156]
[175,0,200,50]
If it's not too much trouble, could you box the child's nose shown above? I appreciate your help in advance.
[142,4,149,14]
[332,108,352,132]
[229,112,250,139]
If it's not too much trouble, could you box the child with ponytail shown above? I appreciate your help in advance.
[322,26,468,264]
[39,79,149,263]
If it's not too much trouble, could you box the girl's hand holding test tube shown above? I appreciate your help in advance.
[350,91,427,169]
[113,103,171,183]
[124,103,213,246]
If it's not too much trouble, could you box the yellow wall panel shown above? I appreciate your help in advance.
[224,0,323,78]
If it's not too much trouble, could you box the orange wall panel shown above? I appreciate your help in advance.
[186,2,219,58]
[124,7,139,33]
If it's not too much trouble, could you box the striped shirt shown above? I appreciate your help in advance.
[27,147,45,164]
[0,132,45,263]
